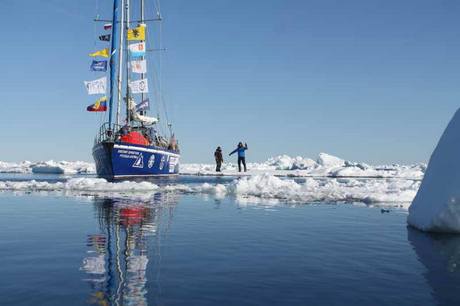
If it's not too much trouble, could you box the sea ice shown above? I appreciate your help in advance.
[0,178,158,194]
[227,174,418,206]
[0,175,419,208]
[408,109,460,233]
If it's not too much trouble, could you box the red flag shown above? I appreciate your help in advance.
[103,23,112,30]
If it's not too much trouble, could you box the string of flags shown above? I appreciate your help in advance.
[84,22,150,113]
[85,23,111,112]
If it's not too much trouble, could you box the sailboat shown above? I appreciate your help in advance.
[87,0,180,180]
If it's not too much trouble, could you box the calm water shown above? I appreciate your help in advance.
[0,175,460,305]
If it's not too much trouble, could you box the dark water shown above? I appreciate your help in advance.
[0,176,460,305]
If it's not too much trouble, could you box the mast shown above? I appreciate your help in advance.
[115,0,125,127]
[140,0,146,115]
[125,0,131,125]
[108,0,121,128]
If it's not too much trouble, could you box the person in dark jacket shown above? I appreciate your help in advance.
[229,142,248,172]
[214,146,223,172]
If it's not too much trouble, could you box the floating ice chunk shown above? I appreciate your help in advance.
[32,160,95,174]
[228,174,301,199]
[225,174,418,206]
[64,178,158,192]
[0,178,158,194]
[408,109,460,233]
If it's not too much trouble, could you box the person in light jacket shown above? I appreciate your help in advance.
[229,142,248,172]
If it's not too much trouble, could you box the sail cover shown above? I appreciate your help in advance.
[128,99,158,125]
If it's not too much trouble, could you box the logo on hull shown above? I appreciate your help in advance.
[132,154,144,168]
[148,154,155,168]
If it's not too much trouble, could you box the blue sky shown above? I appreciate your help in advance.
[1,0,460,164]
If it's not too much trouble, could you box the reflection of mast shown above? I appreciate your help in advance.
[81,193,179,306]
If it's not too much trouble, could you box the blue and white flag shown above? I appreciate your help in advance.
[136,98,150,111]
[128,42,146,58]
[90,60,107,72]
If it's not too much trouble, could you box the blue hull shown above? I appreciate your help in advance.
[92,141,180,180]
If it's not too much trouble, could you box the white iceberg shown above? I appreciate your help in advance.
[408,109,460,233]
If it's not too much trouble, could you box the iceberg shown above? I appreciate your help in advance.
[408,109,460,233]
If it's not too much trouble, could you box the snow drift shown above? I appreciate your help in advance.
[408,109,460,233]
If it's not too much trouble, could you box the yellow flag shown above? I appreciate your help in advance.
[127,26,146,41]
[89,48,109,58]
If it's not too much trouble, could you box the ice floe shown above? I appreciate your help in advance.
[0,175,419,208]
[227,174,418,206]
[0,178,158,194]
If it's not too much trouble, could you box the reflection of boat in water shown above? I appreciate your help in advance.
[407,227,460,305]
[80,193,179,305]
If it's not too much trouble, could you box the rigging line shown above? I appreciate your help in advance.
[142,21,164,133]
[154,0,172,134]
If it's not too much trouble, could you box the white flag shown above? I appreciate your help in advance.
[84,77,107,95]
[129,79,149,94]
[130,59,147,74]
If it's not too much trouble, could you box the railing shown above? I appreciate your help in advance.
[94,122,122,144]
[94,122,181,154]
